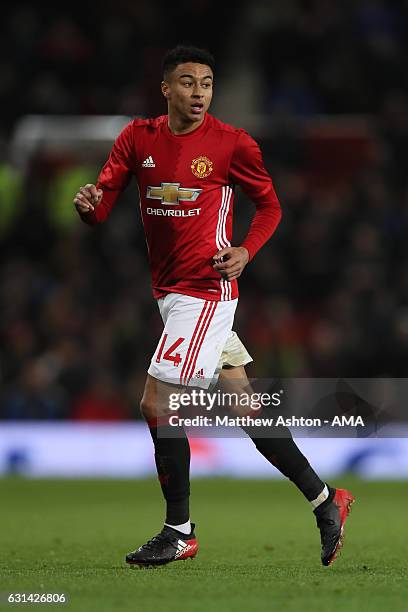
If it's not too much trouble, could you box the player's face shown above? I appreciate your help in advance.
[162,62,213,124]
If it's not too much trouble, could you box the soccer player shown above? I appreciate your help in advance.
[73,45,355,568]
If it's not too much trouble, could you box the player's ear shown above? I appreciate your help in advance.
[161,81,170,99]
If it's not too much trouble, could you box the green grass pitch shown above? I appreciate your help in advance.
[1,478,407,611]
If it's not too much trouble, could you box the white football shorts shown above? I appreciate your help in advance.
[148,293,253,389]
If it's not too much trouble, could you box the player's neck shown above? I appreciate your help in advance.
[167,111,205,135]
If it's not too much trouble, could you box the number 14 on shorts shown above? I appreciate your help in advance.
[156,334,185,367]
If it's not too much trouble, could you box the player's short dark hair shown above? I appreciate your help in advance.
[162,45,215,79]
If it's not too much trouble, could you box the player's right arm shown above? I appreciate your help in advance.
[73,121,135,224]
[73,183,103,214]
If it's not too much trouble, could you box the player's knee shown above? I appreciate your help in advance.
[139,397,158,420]
[224,383,256,416]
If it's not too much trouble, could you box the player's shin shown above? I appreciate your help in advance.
[218,371,330,508]
[148,422,191,532]
[242,421,330,508]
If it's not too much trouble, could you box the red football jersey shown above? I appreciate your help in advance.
[81,113,282,301]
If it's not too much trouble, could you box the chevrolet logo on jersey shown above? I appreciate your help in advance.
[146,183,202,205]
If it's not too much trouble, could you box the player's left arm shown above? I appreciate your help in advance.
[213,130,282,281]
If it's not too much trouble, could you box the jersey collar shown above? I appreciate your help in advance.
[164,113,209,140]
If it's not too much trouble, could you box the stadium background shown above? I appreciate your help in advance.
[2,0,408,406]
[1,3,408,611]
[1,1,408,473]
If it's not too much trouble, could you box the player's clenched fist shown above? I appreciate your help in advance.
[213,246,249,281]
[73,184,103,214]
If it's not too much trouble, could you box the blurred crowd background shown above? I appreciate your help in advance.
[1,0,407,420]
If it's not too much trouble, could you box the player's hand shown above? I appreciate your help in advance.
[212,246,249,281]
[73,184,103,214]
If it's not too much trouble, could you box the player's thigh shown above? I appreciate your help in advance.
[218,364,252,389]
[217,365,256,416]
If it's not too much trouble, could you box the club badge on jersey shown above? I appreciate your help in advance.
[191,156,213,178]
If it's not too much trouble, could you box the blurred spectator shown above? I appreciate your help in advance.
[71,370,132,421]
[1,358,67,419]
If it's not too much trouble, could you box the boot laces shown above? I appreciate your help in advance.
[141,529,177,551]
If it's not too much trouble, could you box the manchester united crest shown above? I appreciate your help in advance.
[191,156,213,178]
